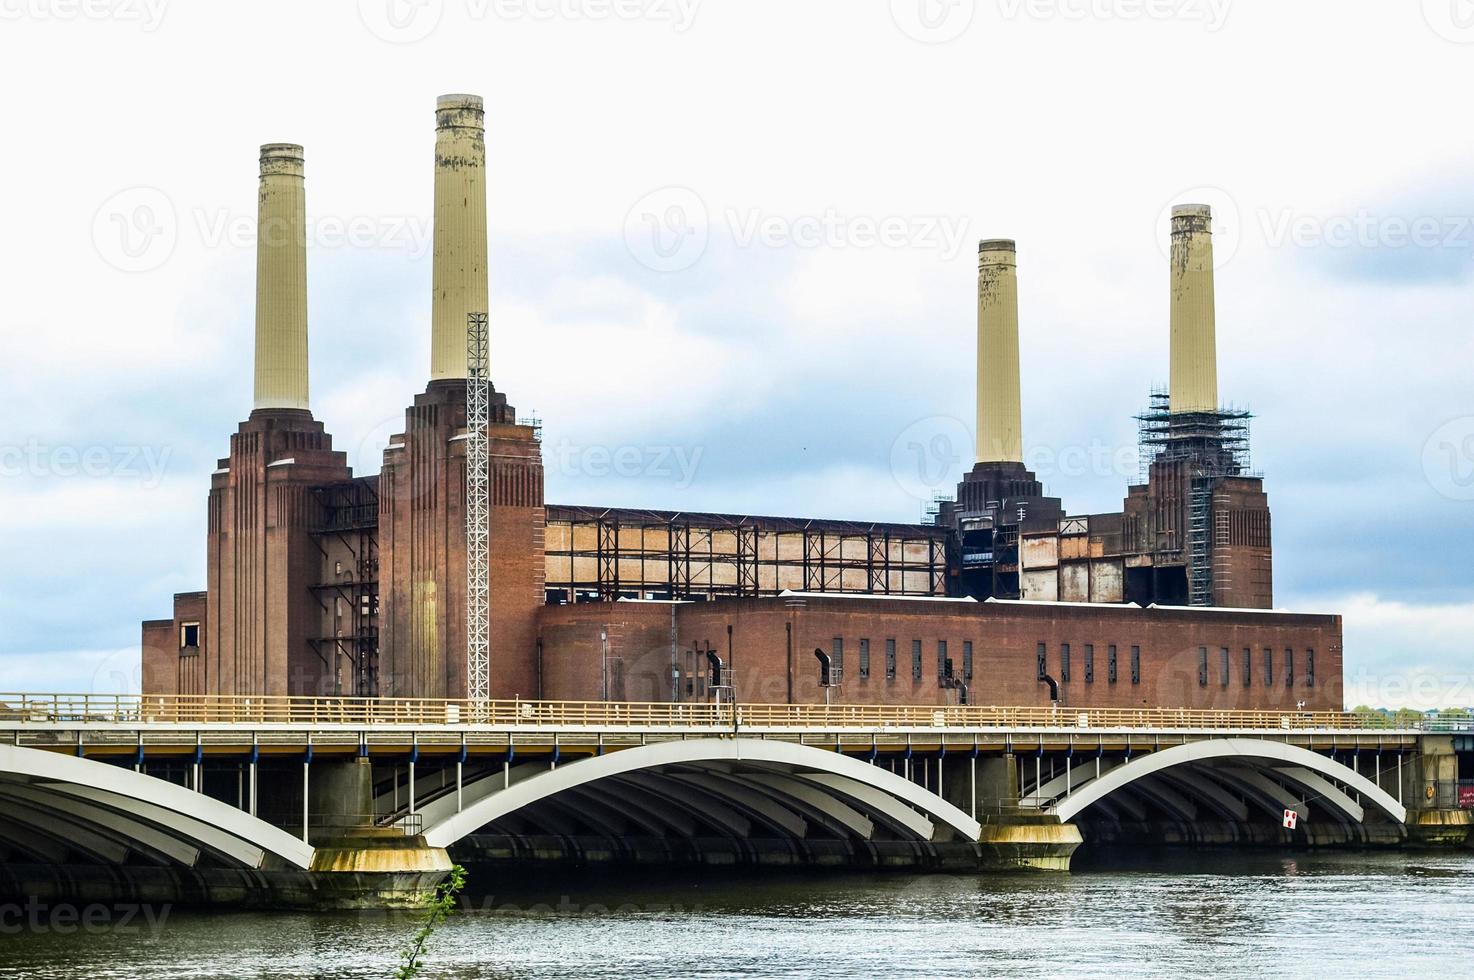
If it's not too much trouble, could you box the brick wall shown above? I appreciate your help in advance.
[537,596,1344,711]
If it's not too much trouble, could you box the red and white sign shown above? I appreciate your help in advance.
[1282,808,1299,830]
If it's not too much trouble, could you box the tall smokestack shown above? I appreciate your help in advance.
[430,93,488,381]
[1169,203,1218,414]
[976,239,1023,464]
[253,143,309,411]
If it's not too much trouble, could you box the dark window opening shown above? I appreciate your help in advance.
[963,641,974,682]
[1242,647,1252,687]
[832,637,844,682]
[1084,644,1095,684]
[180,622,200,650]
[937,640,948,681]
[1198,646,1209,687]
[885,639,897,680]
[859,639,871,680]
[1306,648,1315,688]
[1036,642,1047,680]
[1061,643,1071,683]
[1285,648,1295,688]
[1263,647,1274,687]
[911,640,923,681]
[1131,646,1141,685]
[1220,647,1230,688]
[1107,645,1118,684]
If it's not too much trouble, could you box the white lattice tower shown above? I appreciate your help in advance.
[466,312,491,702]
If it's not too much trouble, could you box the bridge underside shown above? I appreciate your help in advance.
[1025,739,1410,848]
[398,739,996,870]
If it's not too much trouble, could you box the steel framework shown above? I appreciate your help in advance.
[466,312,490,701]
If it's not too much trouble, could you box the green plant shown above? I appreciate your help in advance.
[395,865,468,979]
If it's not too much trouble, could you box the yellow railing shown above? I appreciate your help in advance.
[0,693,1438,732]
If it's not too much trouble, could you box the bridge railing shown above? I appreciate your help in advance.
[0,693,1442,732]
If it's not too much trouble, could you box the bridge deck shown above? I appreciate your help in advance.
[0,694,1430,759]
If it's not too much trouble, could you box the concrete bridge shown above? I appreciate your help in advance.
[1,694,1469,907]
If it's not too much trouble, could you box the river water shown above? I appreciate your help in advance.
[5,850,1472,978]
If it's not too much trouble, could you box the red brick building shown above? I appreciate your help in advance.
[141,98,1343,713]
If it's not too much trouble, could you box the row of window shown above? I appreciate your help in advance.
[1036,643,1316,688]
[1197,646,1315,688]
[1037,643,1141,685]
[831,637,974,683]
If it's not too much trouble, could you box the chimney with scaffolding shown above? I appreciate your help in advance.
[1120,205,1272,608]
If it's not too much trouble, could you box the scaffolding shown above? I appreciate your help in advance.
[544,507,948,603]
[1135,390,1255,606]
[466,312,491,702]
[307,478,380,696]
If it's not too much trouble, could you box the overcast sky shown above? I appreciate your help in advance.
[0,1,1470,707]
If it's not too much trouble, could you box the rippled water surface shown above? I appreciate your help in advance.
[6,851,1473,978]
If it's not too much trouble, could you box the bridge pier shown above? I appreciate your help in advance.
[301,759,453,908]
[941,752,1083,871]
[1402,736,1474,847]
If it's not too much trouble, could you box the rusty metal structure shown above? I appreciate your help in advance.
[543,507,949,603]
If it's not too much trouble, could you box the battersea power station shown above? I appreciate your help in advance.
[142,94,1342,714]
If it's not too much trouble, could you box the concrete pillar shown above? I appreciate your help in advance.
[430,93,488,381]
[253,143,310,411]
[1169,204,1218,414]
[309,758,374,839]
[976,240,1024,463]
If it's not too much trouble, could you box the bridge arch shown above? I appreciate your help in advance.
[422,737,982,850]
[0,744,314,870]
[1051,738,1406,826]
